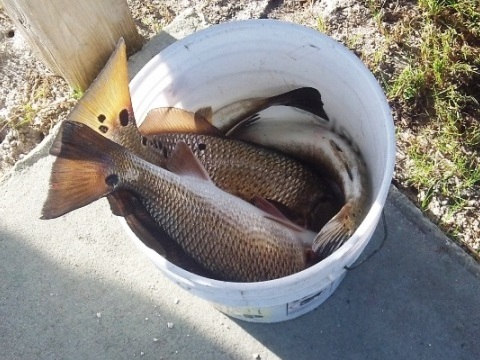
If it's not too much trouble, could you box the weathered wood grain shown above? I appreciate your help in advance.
[3,0,144,90]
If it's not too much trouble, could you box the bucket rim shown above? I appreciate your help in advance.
[126,19,396,290]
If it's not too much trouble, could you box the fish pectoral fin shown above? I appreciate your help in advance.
[253,196,294,222]
[68,38,137,138]
[312,204,354,259]
[253,197,315,236]
[167,140,212,182]
[262,212,307,233]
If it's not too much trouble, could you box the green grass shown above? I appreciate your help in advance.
[316,16,328,33]
[319,0,479,243]
[388,0,479,239]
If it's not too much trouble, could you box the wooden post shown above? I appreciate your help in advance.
[3,0,144,91]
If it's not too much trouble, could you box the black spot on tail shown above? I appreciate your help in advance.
[99,125,108,133]
[198,143,206,151]
[105,174,119,188]
[119,109,129,126]
[97,114,106,123]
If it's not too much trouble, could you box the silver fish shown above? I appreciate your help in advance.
[229,118,370,259]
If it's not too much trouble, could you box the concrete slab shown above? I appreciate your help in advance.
[1,11,480,360]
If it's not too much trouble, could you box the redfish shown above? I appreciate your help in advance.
[41,121,316,282]
[66,38,334,227]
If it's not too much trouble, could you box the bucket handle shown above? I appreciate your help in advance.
[344,210,388,271]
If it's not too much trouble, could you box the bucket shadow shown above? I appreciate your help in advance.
[233,192,480,360]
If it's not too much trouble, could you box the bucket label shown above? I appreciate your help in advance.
[212,304,272,321]
[287,283,335,316]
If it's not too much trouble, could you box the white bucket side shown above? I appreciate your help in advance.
[125,20,395,323]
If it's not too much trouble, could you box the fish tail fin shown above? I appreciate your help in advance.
[312,202,355,259]
[67,38,140,142]
[41,121,121,219]
[268,87,329,121]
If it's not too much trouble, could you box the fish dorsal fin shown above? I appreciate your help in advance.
[140,107,195,134]
[194,106,213,123]
[193,107,223,136]
[167,141,212,182]
[67,38,136,140]
[253,196,306,233]
[140,107,223,136]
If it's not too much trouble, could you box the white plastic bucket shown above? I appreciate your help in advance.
[124,20,395,323]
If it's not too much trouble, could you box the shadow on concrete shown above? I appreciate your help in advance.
[0,225,236,360]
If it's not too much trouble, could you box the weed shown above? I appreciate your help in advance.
[316,16,328,33]
[380,0,480,246]
[72,87,84,100]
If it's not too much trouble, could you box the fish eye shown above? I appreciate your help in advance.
[119,109,129,126]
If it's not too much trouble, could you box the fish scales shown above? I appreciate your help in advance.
[112,143,307,282]
[64,38,331,233]
[145,133,325,210]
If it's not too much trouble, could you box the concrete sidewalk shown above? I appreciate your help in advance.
[2,137,480,360]
[2,12,480,360]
